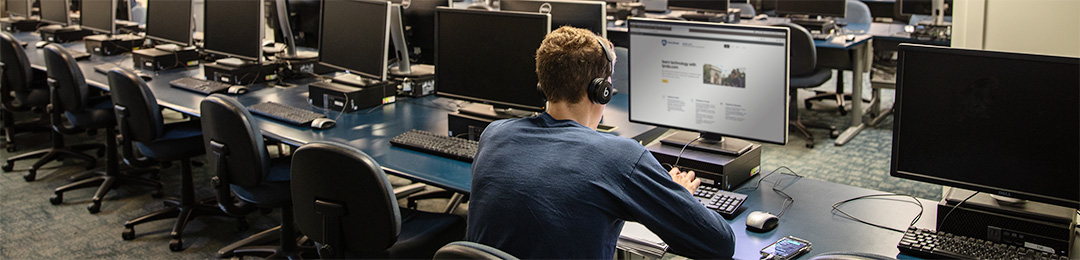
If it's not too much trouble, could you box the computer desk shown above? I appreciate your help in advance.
[607,16,874,146]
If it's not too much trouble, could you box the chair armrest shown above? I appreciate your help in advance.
[394,183,427,200]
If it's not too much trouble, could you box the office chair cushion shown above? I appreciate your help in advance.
[776,23,817,76]
[434,241,520,260]
[230,157,291,207]
[12,88,49,108]
[790,68,833,89]
[333,207,466,259]
[838,0,872,30]
[63,95,115,129]
[134,120,204,161]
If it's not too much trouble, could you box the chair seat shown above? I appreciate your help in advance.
[231,157,291,207]
[135,120,204,160]
[790,68,833,89]
[385,208,467,258]
[12,88,49,108]
[64,95,115,129]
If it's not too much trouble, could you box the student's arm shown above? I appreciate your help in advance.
[619,151,736,259]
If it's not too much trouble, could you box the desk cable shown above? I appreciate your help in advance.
[732,166,803,218]
[938,191,979,229]
[659,136,701,175]
[831,193,925,233]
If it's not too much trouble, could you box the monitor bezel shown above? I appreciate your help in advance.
[315,0,391,81]
[899,0,953,16]
[667,0,730,14]
[202,0,264,62]
[144,0,194,46]
[626,18,791,146]
[5,0,33,18]
[891,43,1080,209]
[434,8,551,112]
[499,0,606,38]
[775,0,846,18]
[39,0,71,26]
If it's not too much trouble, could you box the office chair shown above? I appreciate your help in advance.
[42,44,166,213]
[0,31,51,153]
[291,141,466,259]
[108,68,224,251]
[778,23,838,148]
[2,41,104,181]
[434,241,520,260]
[731,2,756,18]
[198,94,299,258]
[803,0,872,115]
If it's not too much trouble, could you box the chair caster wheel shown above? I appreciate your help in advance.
[169,238,184,251]
[87,202,101,213]
[2,162,12,172]
[151,189,164,198]
[49,194,63,205]
[122,227,135,240]
[805,142,814,148]
[23,170,36,182]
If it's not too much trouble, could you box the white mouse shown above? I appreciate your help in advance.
[311,118,336,129]
[227,86,248,94]
[746,211,779,232]
[35,41,48,48]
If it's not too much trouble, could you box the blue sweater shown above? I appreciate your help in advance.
[467,113,736,259]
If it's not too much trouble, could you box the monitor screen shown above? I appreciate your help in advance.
[628,18,789,145]
[389,0,447,65]
[500,0,605,38]
[892,44,1080,209]
[668,0,729,13]
[775,0,845,17]
[318,0,390,81]
[116,0,130,21]
[39,0,68,25]
[6,0,31,17]
[435,8,549,112]
[80,0,114,34]
[145,0,193,46]
[203,0,262,61]
[900,0,952,16]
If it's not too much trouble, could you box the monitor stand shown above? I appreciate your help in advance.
[659,131,753,156]
[448,103,538,141]
[458,103,538,119]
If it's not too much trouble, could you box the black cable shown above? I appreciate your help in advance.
[672,136,702,169]
[732,166,801,193]
[731,166,803,217]
[831,194,925,233]
[939,191,979,228]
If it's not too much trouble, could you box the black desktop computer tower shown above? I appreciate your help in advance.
[308,81,396,112]
[936,188,1076,257]
[393,74,435,97]
[1,18,41,32]
[447,112,494,141]
[647,141,760,191]
[84,34,144,56]
[37,25,94,43]
[132,48,200,71]
[203,61,280,85]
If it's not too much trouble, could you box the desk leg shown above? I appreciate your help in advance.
[835,40,872,146]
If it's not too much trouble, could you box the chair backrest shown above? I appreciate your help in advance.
[433,241,520,260]
[839,0,871,26]
[42,44,90,112]
[775,23,817,76]
[731,2,756,17]
[106,68,165,143]
[291,141,401,256]
[0,32,33,94]
[199,94,270,187]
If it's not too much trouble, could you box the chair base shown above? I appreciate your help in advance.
[122,196,242,251]
[3,142,104,181]
[49,166,161,213]
[804,91,872,115]
[790,120,839,148]
[218,225,314,259]
[1,111,50,152]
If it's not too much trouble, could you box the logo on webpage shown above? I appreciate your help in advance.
[661,39,667,46]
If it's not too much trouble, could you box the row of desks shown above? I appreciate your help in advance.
[12,31,940,259]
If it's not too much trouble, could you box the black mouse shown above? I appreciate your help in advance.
[746,211,779,232]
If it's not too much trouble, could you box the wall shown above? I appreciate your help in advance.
[952,0,1080,57]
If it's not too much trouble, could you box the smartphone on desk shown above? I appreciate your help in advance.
[760,236,812,260]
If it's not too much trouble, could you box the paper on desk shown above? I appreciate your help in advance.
[617,221,668,258]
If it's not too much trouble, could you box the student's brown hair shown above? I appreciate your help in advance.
[535,26,613,104]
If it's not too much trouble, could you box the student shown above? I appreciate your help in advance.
[467,26,736,259]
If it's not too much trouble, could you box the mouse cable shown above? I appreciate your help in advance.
[732,166,801,193]
[672,136,702,170]
[938,191,979,229]
[831,193,925,233]
[731,166,803,217]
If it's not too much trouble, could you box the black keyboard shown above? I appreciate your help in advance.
[169,77,234,95]
[390,129,478,162]
[898,227,1068,260]
[246,102,326,127]
[71,50,90,61]
[693,184,747,219]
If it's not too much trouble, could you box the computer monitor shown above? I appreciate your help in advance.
[892,44,1079,209]
[202,0,263,61]
[628,18,790,150]
[775,0,845,17]
[500,0,605,38]
[317,0,390,81]
[389,0,448,65]
[115,0,130,21]
[900,0,951,16]
[145,0,193,46]
[435,8,550,112]
[79,0,114,34]
[668,0,729,14]
[6,0,32,18]
[39,0,69,25]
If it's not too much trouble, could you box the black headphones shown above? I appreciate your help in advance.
[588,35,614,105]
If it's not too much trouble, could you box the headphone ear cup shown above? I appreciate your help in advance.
[589,77,612,105]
